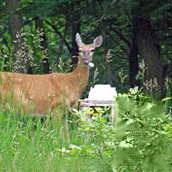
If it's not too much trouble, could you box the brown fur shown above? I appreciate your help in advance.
[0,57,89,115]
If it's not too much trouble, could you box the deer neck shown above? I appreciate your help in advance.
[71,56,90,94]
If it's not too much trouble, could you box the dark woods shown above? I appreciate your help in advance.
[0,0,172,100]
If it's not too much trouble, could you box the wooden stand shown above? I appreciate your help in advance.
[78,99,117,122]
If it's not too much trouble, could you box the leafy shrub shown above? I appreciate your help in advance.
[73,88,172,171]
[113,87,172,172]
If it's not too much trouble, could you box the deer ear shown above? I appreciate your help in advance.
[76,33,84,47]
[93,36,103,47]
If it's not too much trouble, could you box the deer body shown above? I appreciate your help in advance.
[0,33,103,119]
[0,64,88,114]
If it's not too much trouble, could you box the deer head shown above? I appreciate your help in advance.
[76,33,103,68]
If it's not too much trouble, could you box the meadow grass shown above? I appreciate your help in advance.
[1,90,172,172]
[0,107,111,172]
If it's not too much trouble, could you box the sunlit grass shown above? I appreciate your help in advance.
[0,106,110,172]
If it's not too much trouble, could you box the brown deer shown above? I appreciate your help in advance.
[0,33,103,122]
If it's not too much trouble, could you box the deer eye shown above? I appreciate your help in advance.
[90,49,94,53]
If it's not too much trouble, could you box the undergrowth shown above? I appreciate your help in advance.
[113,87,172,172]
[0,87,172,172]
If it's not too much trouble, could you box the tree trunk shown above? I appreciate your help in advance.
[68,2,81,68]
[6,0,25,73]
[106,49,113,86]
[71,18,80,66]
[129,22,140,88]
[133,16,164,99]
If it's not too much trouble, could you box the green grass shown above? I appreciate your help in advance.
[0,107,111,172]
[1,90,172,172]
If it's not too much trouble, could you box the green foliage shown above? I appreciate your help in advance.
[113,88,172,171]
[1,0,172,94]
[78,107,114,155]
[0,90,172,171]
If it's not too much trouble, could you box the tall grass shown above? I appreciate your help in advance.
[0,105,112,172]
[0,87,172,171]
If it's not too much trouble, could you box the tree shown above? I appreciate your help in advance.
[6,0,25,73]
[0,0,172,98]
[132,0,166,99]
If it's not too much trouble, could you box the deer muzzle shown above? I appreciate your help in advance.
[83,52,94,68]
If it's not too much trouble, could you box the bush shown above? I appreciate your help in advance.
[113,87,172,172]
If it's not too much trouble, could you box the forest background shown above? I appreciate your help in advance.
[0,0,172,100]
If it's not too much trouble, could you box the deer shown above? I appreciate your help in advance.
[0,33,103,125]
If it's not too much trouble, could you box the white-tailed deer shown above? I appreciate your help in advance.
[0,33,103,121]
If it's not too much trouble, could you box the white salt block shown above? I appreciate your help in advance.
[88,84,117,101]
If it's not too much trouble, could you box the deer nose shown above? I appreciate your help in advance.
[83,51,88,56]
[83,51,91,59]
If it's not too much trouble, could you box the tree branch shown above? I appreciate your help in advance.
[45,20,72,55]
[108,25,131,48]
[105,31,129,56]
